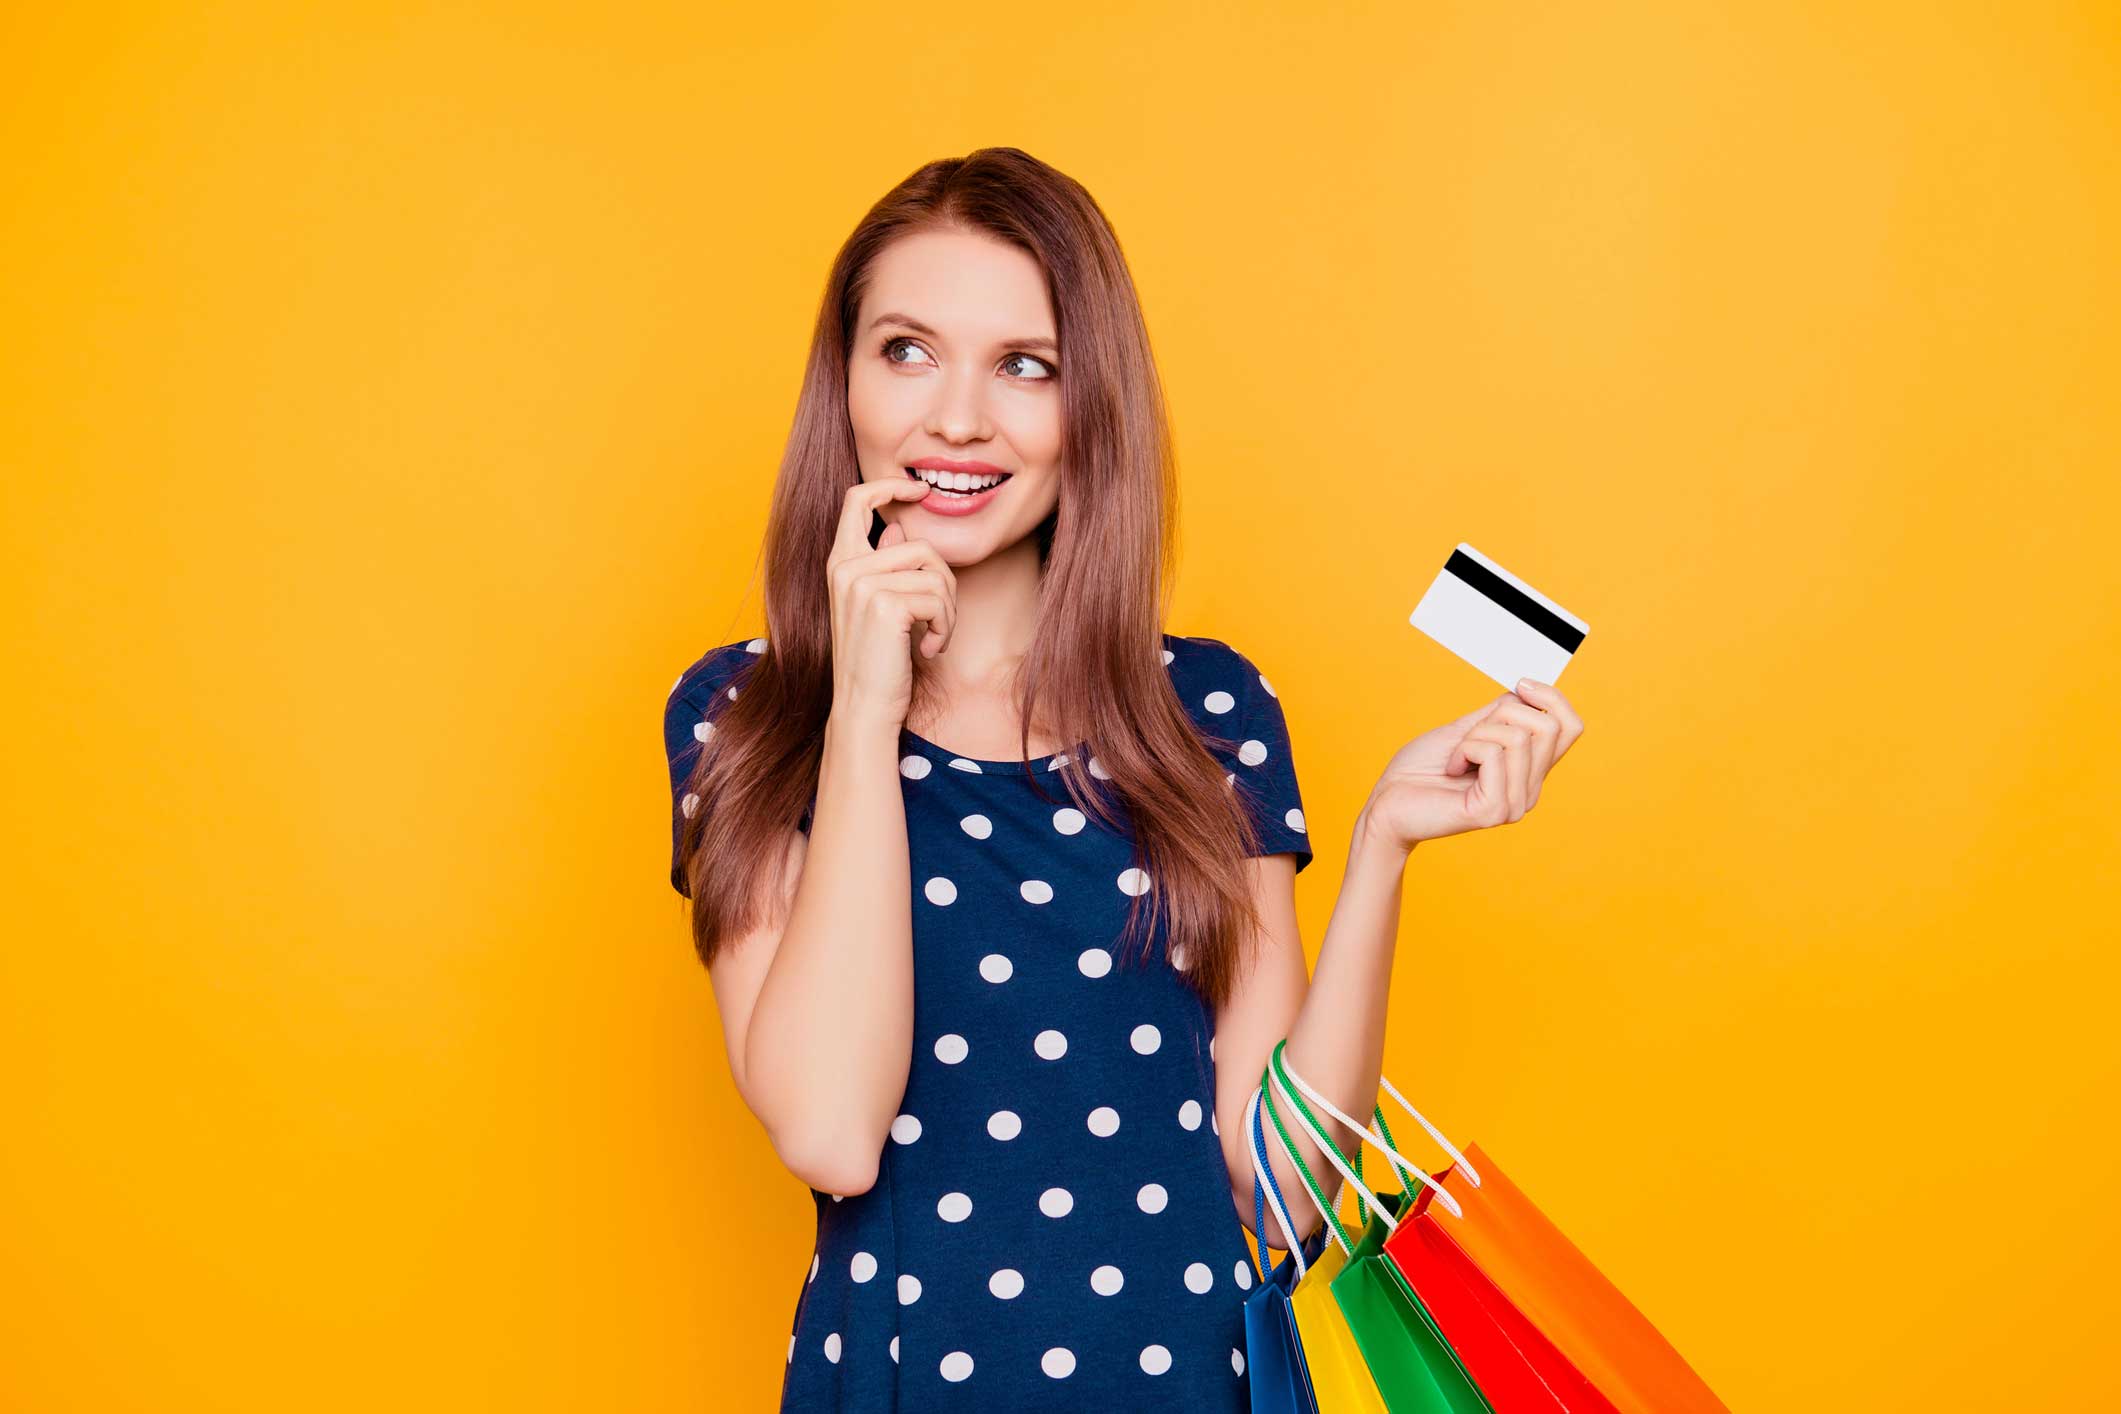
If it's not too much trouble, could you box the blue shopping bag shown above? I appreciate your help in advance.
[1245,1084,1327,1414]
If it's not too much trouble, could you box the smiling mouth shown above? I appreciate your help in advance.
[905,467,1012,498]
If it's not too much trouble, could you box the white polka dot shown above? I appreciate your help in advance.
[1235,1259,1254,1289]
[934,1033,968,1064]
[1039,1187,1074,1218]
[1258,672,1275,696]
[726,685,738,700]
[940,1350,974,1382]
[1232,1348,1246,1374]
[746,637,766,653]
[923,876,957,905]
[979,953,1013,983]
[1077,947,1112,978]
[1053,807,1085,835]
[1020,879,1054,904]
[1117,867,1152,896]
[808,1252,818,1282]
[787,1333,794,1362]
[1162,648,1175,664]
[898,1273,921,1305]
[1209,1035,1217,1061]
[850,1251,877,1282]
[960,813,993,839]
[1042,1347,1077,1378]
[1225,771,1235,786]
[1137,1183,1169,1214]
[1203,689,1236,715]
[947,757,982,773]
[1169,942,1191,971]
[824,1331,841,1363]
[679,792,699,818]
[937,1191,972,1222]
[1184,1261,1213,1293]
[1047,752,1070,770]
[899,754,931,779]
[1087,1106,1119,1137]
[1179,1100,1203,1130]
[1090,1264,1124,1295]
[1130,1023,1162,1054]
[1239,739,1268,766]
[890,1113,921,1144]
[890,1335,899,1363]
[987,1110,1022,1141]
[1034,1029,1067,1059]
[988,1268,1024,1299]
[1286,807,1306,832]
[1087,755,1112,780]
[693,718,712,742]
[1140,1344,1172,1376]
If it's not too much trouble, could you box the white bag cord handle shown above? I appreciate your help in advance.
[1278,1043,1483,1194]
[1245,1085,1308,1280]
[1270,1043,1466,1220]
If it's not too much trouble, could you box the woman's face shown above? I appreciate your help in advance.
[847,227,1064,564]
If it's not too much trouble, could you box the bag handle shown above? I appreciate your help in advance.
[1277,1037,1483,1194]
[1268,1039,1465,1224]
[1261,1050,1406,1251]
[1247,1084,1309,1281]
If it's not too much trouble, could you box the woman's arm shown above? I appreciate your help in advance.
[1213,804,1411,1246]
[1213,675,1582,1243]
[706,707,914,1198]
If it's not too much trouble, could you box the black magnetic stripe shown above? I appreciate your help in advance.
[1443,549,1584,653]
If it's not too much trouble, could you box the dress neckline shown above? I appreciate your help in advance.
[897,725,1087,774]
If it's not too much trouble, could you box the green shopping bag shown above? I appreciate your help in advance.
[1263,1040,1493,1414]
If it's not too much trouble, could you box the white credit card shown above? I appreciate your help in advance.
[1408,543,1588,690]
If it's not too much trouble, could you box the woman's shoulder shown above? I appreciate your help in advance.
[1159,631,1274,702]
[666,635,768,711]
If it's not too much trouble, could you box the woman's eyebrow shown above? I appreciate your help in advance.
[867,311,1058,355]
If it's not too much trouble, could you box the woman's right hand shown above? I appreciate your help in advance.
[826,477,958,731]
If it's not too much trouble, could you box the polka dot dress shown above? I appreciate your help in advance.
[663,633,1312,1410]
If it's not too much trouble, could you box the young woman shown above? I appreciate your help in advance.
[662,147,1583,1411]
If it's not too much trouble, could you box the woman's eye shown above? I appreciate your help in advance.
[1001,352,1056,381]
[882,336,935,367]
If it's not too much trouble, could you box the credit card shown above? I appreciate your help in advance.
[1408,543,1588,690]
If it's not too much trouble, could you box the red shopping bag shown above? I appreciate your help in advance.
[1384,1198,1618,1412]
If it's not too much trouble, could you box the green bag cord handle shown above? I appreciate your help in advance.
[1259,1056,1358,1256]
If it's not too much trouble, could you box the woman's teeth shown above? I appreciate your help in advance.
[907,467,1008,496]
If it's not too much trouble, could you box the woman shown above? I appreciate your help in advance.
[662,147,1583,1411]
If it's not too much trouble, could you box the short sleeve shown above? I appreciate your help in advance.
[662,640,765,897]
[1207,641,1313,874]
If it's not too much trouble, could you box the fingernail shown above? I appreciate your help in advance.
[1516,678,1535,693]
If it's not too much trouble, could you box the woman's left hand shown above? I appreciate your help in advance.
[1359,678,1585,855]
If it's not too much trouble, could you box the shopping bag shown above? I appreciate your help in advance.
[1275,1048,1619,1412]
[1276,1051,1728,1413]
[1264,1042,1494,1414]
[1245,1085,1325,1414]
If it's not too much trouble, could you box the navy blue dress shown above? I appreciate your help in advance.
[662,632,1313,1411]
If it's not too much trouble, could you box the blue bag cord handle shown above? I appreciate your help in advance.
[1252,1103,1277,1281]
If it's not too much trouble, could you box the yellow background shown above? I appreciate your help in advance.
[5,2,2116,1409]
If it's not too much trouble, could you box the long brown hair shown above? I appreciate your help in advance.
[677,146,1274,1012]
